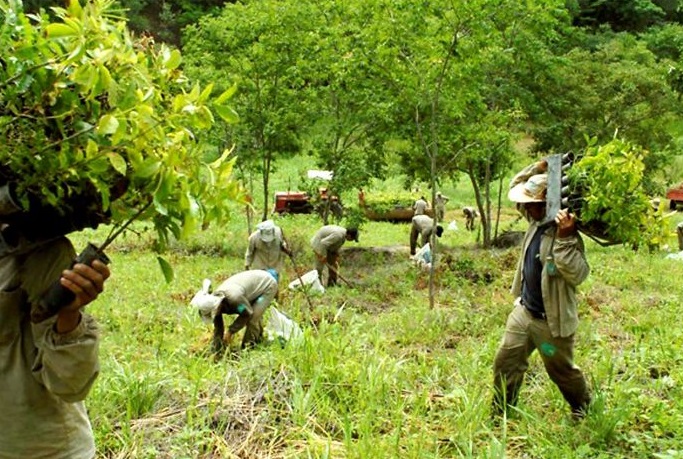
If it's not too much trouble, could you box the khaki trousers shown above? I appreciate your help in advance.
[241,282,278,347]
[315,251,340,287]
[492,302,590,415]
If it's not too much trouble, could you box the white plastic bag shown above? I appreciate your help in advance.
[264,306,303,343]
[288,270,325,294]
[411,243,432,264]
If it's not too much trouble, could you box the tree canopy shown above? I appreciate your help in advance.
[0,0,242,270]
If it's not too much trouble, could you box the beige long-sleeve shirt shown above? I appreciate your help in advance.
[510,222,589,337]
[244,226,288,272]
[413,198,428,215]
[310,225,347,258]
[214,270,278,334]
[0,237,99,459]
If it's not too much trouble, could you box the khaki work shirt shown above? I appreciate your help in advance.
[0,237,99,459]
[244,227,287,272]
[310,225,347,258]
[214,270,278,335]
[412,215,437,241]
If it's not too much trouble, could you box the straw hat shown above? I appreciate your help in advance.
[508,174,547,203]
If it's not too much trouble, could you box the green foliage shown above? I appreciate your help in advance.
[568,138,666,246]
[0,0,241,250]
[363,190,416,214]
[182,0,315,219]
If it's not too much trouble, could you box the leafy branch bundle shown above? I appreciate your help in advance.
[362,190,417,214]
[0,0,241,260]
[567,138,665,247]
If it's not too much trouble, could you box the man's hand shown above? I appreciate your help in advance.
[555,209,577,238]
[56,259,110,333]
[536,159,548,173]
[316,254,327,265]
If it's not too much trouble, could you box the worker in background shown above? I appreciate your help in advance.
[410,214,443,255]
[245,219,291,275]
[463,206,480,231]
[311,225,359,287]
[435,192,450,222]
[413,196,428,216]
[193,269,279,353]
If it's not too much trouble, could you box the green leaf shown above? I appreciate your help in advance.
[97,114,119,135]
[214,105,240,123]
[67,0,83,18]
[135,160,162,178]
[46,23,78,38]
[108,153,127,176]
[163,49,182,70]
[214,85,238,104]
[156,256,175,283]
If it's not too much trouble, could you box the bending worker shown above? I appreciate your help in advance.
[410,214,443,255]
[195,269,278,354]
[311,225,359,287]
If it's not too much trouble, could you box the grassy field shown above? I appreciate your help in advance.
[71,157,683,458]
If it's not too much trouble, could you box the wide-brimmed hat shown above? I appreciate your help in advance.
[257,219,276,242]
[508,174,547,203]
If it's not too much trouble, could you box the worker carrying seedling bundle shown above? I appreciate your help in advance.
[491,159,592,420]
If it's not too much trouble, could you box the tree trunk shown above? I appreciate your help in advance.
[261,151,272,222]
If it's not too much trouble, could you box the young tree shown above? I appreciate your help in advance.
[182,0,317,220]
[370,0,567,249]
[299,0,393,224]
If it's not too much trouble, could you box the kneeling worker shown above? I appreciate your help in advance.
[410,214,443,255]
[194,269,278,353]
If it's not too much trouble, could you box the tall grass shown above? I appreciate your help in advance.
[66,156,683,458]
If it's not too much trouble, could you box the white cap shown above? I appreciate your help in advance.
[257,219,276,242]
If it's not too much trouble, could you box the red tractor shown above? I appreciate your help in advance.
[666,183,683,210]
[272,191,314,215]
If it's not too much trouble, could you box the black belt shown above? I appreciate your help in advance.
[527,309,547,320]
[520,299,547,320]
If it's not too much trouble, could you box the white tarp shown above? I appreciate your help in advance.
[307,170,333,181]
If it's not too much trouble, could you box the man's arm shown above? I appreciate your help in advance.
[32,257,110,402]
[54,260,110,333]
[552,210,590,286]
[226,294,254,336]
[212,310,226,353]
